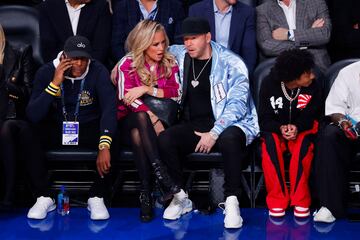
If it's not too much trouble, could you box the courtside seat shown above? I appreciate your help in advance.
[46,149,97,162]
[0,5,43,67]
[46,148,253,206]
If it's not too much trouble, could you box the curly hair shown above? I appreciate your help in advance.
[125,20,176,86]
[270,49,315,83]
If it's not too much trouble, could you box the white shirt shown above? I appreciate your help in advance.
[65,0,86,35]
[136,0,158,20]
[326,61,360,122]
[277,0,296,40]
[213,0,233,48]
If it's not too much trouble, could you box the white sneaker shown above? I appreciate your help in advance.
[87,197,110,220]
[313,206,336,223]
[163,189,193,220]
[294,206,310,218]
[219,196,243,229]
[27,196,56,220]
[269,208,286,217]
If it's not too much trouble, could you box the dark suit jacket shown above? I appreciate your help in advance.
[327,0,360,61]
[111,0,185,60]
[256,0,331,72]
[189,0,257,74]
[38,0,111,64]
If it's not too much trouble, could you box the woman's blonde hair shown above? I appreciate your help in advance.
[0,24,5,64]
[125,20,175,86]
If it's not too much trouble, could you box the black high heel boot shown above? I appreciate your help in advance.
[139,190,153,222]
[151,159,180,202]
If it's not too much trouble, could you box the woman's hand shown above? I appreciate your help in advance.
[147,110,165,135]
[123,86,150,105]
[153,119,165,135]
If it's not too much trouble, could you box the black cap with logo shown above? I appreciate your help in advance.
[63,35,92,59]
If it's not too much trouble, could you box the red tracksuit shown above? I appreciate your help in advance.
[258,75,321,209]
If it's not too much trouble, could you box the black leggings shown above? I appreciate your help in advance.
[158,124,247,199]
[0,120,49,203]
[118,111,161,190]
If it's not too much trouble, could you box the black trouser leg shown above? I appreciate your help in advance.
[158,123,200,187]
[314,124,356,218]
[77,121,110,198]
[0,120,17,203]
[0,120,50,202]
[218,126,247,200]
[20,121,50,198]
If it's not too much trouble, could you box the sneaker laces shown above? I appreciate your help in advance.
[218,202,226,213]
[313,209,318,217]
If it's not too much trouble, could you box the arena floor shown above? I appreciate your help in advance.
[1,207,360,239]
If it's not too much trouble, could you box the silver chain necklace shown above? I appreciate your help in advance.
[281,81,300,124]
[281,81,300,101]
[191,56,212,88]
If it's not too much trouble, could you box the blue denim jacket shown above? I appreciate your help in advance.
[169,41,259,145]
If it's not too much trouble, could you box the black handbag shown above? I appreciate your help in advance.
[142,95,179,127]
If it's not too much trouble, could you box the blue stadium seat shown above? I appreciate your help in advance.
[0,5,43,66]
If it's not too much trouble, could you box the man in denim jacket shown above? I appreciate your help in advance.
[159,17,259,229]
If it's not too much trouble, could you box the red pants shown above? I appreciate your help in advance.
[261,122,318,209]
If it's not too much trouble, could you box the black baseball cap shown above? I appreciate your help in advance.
[63,35,92,59]
[178,17,211,38]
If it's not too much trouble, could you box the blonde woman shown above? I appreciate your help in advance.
[0,24,38,211]
[114,20,181,222]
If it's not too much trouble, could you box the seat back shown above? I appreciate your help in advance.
[252,58,276,109]
[0,5,43,66]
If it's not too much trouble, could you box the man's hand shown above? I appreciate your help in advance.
[286,124,298,140]
[280,124,297,140]
[272,27,289,41]
[52,56,72,86]
[123,86,150,105]
[311,18,325,28]
[280,125,289,138]
[194,131,216,154]
[339,119,352,130]
[339,120,357,140]
[96,148,111,177]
